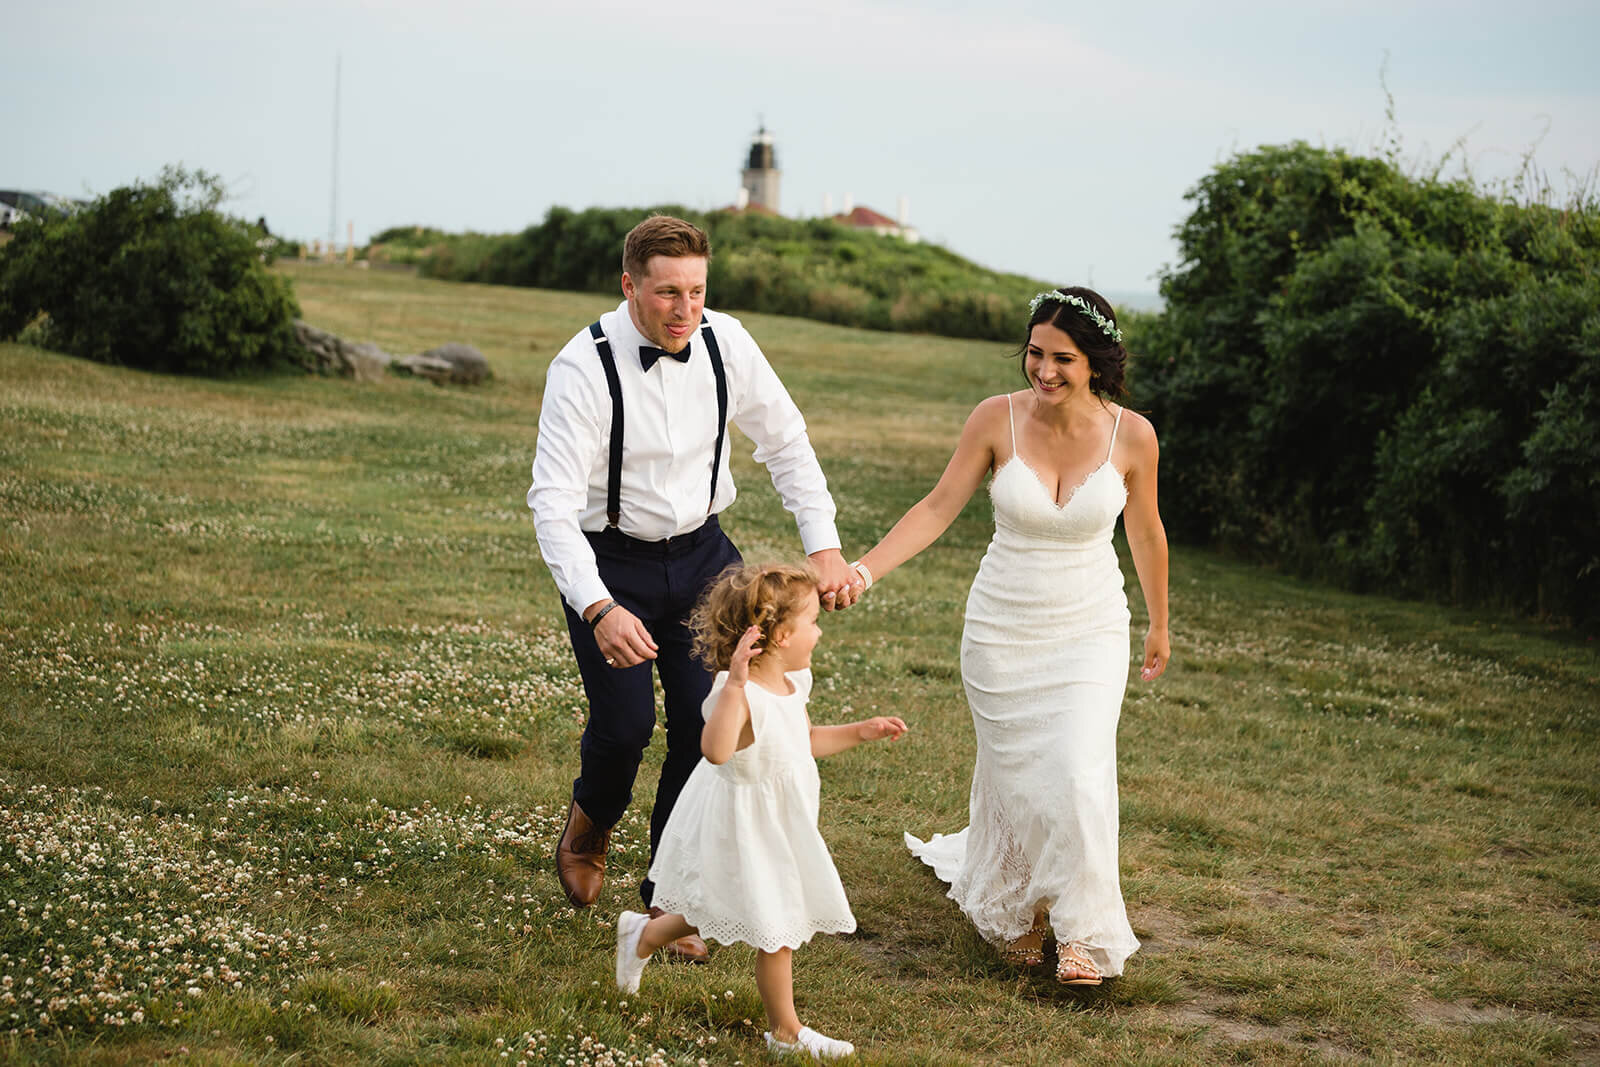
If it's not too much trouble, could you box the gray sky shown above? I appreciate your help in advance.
[8,0,1598,296]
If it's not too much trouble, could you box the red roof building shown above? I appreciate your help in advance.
[829,202,921,243]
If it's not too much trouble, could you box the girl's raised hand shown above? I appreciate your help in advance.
[857,716,908,742]
[727,625,763,686]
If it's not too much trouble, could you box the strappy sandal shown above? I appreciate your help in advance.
[1001,913,1049,967]
[1056,942,1103,986]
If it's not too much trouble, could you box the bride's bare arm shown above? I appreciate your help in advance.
[1119,412,1170,680]
[856,396,1006,584]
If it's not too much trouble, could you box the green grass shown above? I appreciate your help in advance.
[1,260,1596,1064]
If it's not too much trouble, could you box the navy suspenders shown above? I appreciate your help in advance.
[588,314,728,529]
[702,322,729,513]
[588,322,626,527]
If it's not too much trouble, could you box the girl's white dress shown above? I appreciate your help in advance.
[906,398,1141,977]
[648,668,857,952]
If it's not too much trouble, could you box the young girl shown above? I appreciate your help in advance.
[614,561,907,1060]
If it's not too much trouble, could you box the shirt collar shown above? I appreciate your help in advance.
[609,300,701,362]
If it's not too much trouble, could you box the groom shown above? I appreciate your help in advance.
[528,214,859,961]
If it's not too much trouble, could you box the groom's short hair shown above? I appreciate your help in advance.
[623,215,712,278]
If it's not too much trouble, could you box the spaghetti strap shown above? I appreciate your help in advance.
[1106,405,1123,462]
[1007,393,1018,457]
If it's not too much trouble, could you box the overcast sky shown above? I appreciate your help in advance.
[8,0,1598,297]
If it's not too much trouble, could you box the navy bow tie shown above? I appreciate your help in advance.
[638,342,692,371]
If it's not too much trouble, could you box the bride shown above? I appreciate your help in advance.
[849,287,1169,984]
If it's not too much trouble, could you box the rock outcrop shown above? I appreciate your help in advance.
[292,320,392,381]
[395,343,491,386]
[292,324,491,386]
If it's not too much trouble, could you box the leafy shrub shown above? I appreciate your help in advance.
[410,205,1052,341]
[1137,142,1600,622]
[0,166,302,375]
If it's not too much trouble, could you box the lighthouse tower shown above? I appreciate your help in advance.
[741,124,781,214]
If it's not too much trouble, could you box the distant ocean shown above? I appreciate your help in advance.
[1102,290,1164,313]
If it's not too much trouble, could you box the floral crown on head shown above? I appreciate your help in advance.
[1028,291,1123,344]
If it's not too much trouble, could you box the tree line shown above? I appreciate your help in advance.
[377,150,1597,624]
[1133,143,1597,625]
[2,150,1593,624]
[371,208,1048,343]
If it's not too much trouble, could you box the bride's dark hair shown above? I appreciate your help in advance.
[1013,286,1128,399]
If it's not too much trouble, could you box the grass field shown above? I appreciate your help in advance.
[1,260,1597,1065]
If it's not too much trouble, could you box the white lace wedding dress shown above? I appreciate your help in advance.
[906,397,1140,977]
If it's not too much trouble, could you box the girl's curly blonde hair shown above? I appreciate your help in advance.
[689,561,820,671]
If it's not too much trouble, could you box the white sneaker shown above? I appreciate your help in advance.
[615,910,649,994]
[764,1025,855,1060]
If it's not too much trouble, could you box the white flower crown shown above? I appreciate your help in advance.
[1028,291,1123,344]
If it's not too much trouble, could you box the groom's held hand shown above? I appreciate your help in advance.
[809,549,859,611]
[586,599,658,668]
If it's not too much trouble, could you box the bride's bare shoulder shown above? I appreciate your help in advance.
[1111,406,1160,473]
[1114,406,1158,446]
[969,392,1019,422]
[960,393,1016,439]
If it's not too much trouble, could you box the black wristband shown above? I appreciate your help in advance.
[589,600,619,628]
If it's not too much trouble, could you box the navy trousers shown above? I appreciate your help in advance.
[561,515,742,906]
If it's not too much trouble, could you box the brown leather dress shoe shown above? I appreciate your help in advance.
[555,801,609,907]
[647,906,710,964]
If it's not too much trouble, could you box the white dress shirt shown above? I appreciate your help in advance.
[529,301,841,612]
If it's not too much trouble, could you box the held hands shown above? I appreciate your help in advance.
[1140,627,1171,681]
[808,549,861,611]
[856,715,908,742]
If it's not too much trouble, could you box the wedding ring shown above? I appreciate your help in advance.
[605,658,616,666]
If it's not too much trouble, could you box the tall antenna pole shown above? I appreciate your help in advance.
[328,53,341,252]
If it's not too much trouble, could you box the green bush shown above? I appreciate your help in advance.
[410,205,1052,341]
[0,166,302,375]
[1367,265,1600,614]
[1136,142,1600,622]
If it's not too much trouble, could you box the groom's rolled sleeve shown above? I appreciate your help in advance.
[528,359,611,613]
